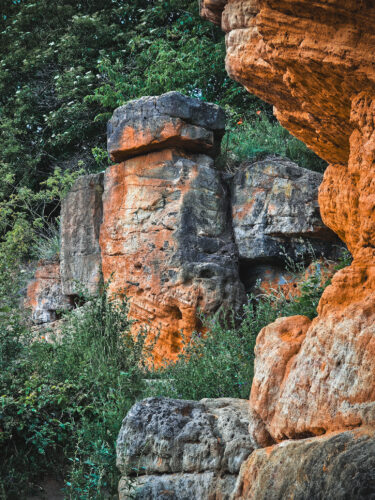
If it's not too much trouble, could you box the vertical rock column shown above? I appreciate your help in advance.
[60,173,104,297]
[100,92,245,365]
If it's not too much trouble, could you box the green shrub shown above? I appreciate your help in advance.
[0,289,146,499]
[221,114,327,173]
[0,255,341,497]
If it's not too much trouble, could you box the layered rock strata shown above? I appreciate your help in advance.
[116,397,254,500]
[107,91,225,162]
[200,0,375,496]
[101,93,244,365]
[201,0,375,441]
[60,172,104,296]
[232,427,375,500]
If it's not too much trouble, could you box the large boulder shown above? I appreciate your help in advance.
[25,259,72,324]
[107,91,226,162]
[60,173,104,297]
[250,261,375,441]
[232,427,375,500]
[230,156,343,291]
[117,397,255,500]
[231,156,340,262]
[201,0,375,166]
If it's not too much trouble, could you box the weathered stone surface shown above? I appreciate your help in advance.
[117,397,254,499]
[249,100,375,441]
[232,427,375,500]
[200,0,227,25]
[252,262,375,441]
[25,259,71,324]
[119,473,236,500]
[249,315,310,445]
[202,0,375,444]
[100,148,244,365]
[60,173,104,296]
[231,156,339,262]
[201,1,375,166]
[231,156,342,291]
[107,92,226,162]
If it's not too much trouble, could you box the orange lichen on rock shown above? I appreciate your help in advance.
[249,315,311,445]
[206,0,375,166]
[249,96,375,441]
[100,148,244,365]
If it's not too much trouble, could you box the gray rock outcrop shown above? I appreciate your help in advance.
[60,172,104,297]
[230,156,343,291]
[107,91,226,162]
[25,259,72,324]
[117,397,254,499]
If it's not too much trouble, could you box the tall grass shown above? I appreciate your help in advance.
[0,290,146,499]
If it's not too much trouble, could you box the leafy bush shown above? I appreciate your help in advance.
[0,289,146,499]
[221,114,327,173]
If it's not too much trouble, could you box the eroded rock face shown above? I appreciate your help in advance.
[231,156,342,291]
[107,91,225,162]
[232,427,375,500]
[100,149,244,364]
[202,0,375,442]
[231,156,338,260]
[117,397,254,499]
[60,173,104,296]
[25,259,71,324]
[249,315,310,445]
[202,0,375,166]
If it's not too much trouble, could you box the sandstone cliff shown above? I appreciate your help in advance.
[101,93,244,365]
[199,0,375,497]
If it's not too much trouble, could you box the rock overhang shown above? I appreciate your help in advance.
[107,91,226,162]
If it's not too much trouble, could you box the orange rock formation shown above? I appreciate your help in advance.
[202,0,375,439]
[101,93,244,366]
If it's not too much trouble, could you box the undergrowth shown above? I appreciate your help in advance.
[0,289,146,499]
[145,255,335,401]
[0,253,350,498]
